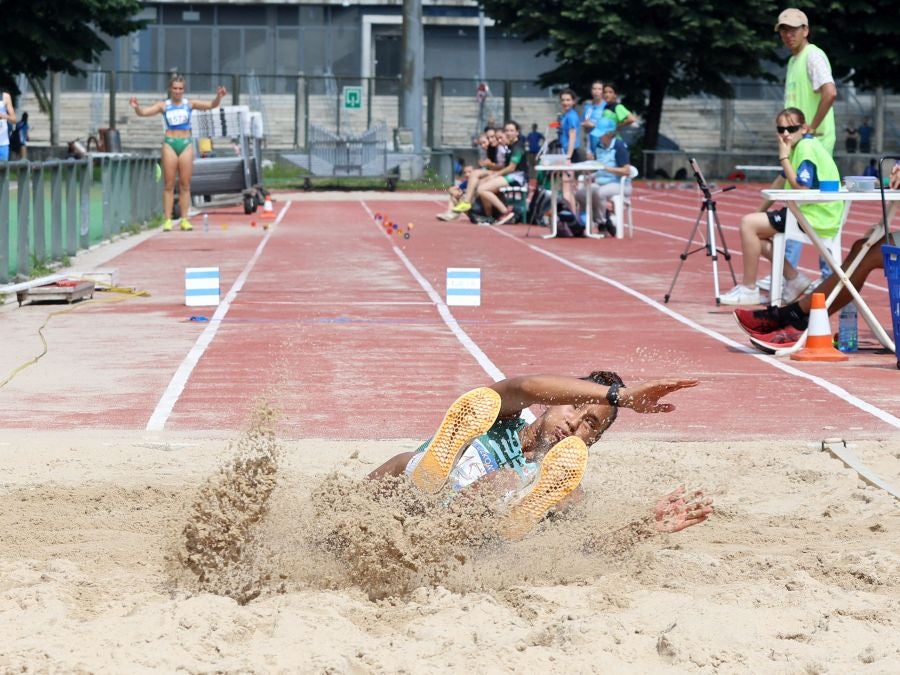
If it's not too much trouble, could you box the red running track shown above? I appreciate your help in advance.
[1,185,898,441]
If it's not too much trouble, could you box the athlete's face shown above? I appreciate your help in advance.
[602,86,617,104]
[503,124,519,143]
[169,81,185,101]
[559,93,575,111]
[532,402,616,456]
[591,82,604,101]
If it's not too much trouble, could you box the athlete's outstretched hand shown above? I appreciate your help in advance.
[653,485,713,533]
[620,379,698,413]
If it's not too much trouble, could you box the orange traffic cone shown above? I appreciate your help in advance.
[260,196,275,219]
[790,293,848,362]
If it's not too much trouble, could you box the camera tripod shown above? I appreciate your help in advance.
[664,158,737,305]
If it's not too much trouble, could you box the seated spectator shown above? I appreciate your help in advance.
[474,120,528,225]
[574,118,632,237]
[735,165,900,347]
[862,159,878,178]
[719,107,843,306]
[437,165,475,221]
[453,127,508,214]
[602,82,637,133]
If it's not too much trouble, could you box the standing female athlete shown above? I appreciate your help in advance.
[130,76,226,231]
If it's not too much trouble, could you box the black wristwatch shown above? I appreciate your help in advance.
[606,383,623,407]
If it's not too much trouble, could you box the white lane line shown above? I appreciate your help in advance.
[359,200,536,423]
[492,227,900,430]
[145,201,292,431]
[238,300,434,306]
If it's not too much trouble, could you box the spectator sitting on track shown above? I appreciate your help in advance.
[367,372,713,540]
[734,162,900,347]
[574,117,633,238]
[436,164,474,222]
[474,120,529,226]
[719,107,842,307]
[453,127,507,214]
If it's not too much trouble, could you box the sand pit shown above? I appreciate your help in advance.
[1,425,899,673]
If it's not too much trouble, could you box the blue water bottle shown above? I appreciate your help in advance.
[837,302,858,353]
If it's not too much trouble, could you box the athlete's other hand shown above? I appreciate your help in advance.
[620,378,698,413]
[653,485,713,533]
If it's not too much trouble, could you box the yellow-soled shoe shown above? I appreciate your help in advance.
[410,387,501,494]
[499,436,588,541]
[162,219,173,232]
[180,218,193,231]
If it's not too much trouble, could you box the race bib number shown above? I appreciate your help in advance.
[165,108,190,127]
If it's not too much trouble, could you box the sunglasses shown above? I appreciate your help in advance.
[777,124,802,134]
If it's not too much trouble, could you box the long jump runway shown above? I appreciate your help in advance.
[1,184,897,440]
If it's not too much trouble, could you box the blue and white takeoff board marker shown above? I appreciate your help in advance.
[185,267,220,307]
[446,267,481,307]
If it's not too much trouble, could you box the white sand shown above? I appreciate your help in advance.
[1,426,898,673]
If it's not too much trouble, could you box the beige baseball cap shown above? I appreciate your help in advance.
[775,8,808,31]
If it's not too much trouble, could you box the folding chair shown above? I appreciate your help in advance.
[769,199,852,306]
[610,165,639,239]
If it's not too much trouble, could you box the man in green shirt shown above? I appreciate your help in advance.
[778,8,836,154]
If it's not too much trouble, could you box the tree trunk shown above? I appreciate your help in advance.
[642,77,668,177]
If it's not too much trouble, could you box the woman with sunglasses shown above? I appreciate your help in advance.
[719,107,842,306]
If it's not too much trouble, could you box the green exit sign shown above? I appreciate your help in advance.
[343,86,363,110]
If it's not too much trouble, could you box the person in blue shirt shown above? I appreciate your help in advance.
[367,372,712,540]
[581,80,607,159]
[130,75,226,232]
[558,88,584,208]
[525,123,545,178]
[574,118,633,237]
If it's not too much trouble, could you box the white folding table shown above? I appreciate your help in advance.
[761,188,900,356]
[534,161,610,239]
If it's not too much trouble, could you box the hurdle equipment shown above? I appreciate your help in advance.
[184,267,220,307]
[446,268,481,306]
[410,387,502,494]
[499,436,589,541]
[790,293,848,362]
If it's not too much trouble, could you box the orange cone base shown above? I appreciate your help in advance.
[790,336,848,362]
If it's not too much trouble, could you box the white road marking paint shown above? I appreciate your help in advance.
[490,226,900,430]
[145,202,292,431]
[360,200,536,423]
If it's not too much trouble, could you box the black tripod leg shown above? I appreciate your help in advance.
[713,210,737,285]
[665,205,707,303]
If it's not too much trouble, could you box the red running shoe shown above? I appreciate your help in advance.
[747,326,804,354]
[733,308,784,336]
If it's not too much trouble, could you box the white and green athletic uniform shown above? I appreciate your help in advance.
[405,416,538,492]
[785,44,835,155]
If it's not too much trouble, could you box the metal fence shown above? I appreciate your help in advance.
[0,155,161,284]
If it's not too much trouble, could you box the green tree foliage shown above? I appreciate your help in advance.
[482,0,780,154]
[790,2,900,92]
[0,0,145,95]
[482,0,897,157]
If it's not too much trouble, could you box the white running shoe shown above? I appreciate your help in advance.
[436,210,460,222]
[757,275,772,291]
[781,272,811,305]
[719,284,761,306]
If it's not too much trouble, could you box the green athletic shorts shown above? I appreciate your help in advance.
[164,137,193,155]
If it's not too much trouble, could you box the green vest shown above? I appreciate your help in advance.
[785,44,835,154]
[785,137,842,238]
